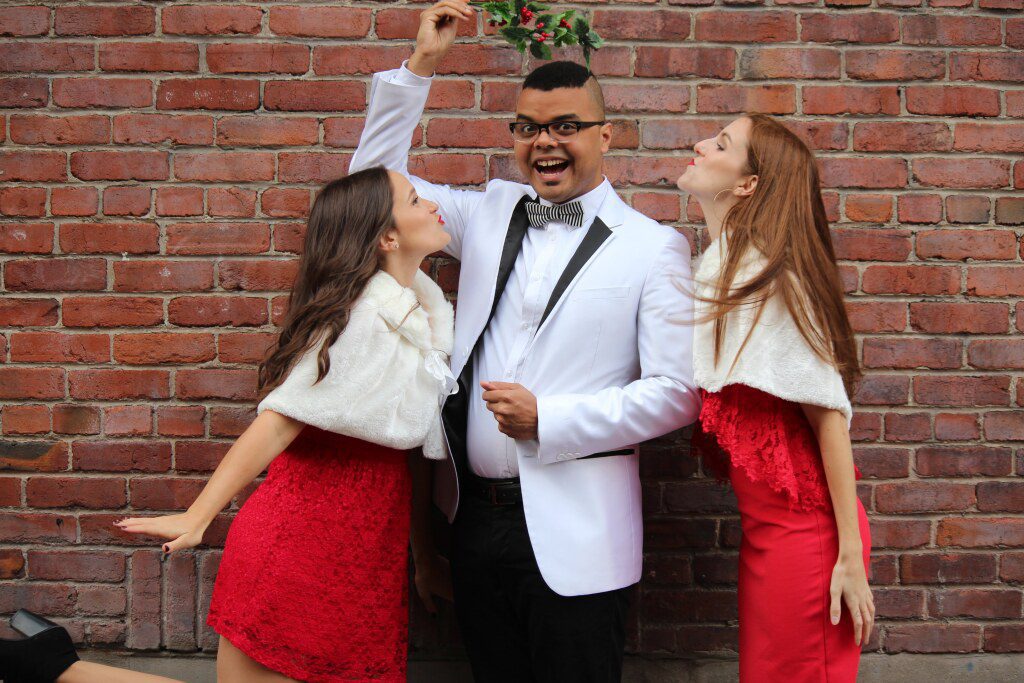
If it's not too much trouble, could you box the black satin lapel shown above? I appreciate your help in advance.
[539,217,612,327]
[488,194,532,325]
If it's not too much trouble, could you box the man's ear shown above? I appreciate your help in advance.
[601,121,612,154]
[735,174,759,198]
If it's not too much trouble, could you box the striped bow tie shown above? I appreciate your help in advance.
[524,199,585,229]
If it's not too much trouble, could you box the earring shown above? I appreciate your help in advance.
[712,188,731,203]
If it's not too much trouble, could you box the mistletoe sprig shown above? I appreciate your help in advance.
[470,1,605,68]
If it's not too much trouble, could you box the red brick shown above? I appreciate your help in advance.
[863,337,960,370]
[910,302,1008,334]
[375,8,477,40]
[218,332,277,364]
[0,440,69,473]
[903,15,1001,46]
[113,114,214,146]
[313,46,415,76]
[10,114,109,145]
[130,478,205,511]
[273,223,305,254]
[883,412,931,442]
[1011,18,1024,49]
[1000,553,1024,583]
[166,222,270,255]
[435,45,522,76]
[641,119,727,151]
[99,42,198,72]
[631,193,681,222]
[174,152,274,182]
[71,151,169,181]
[156,187,203,217]
[592,10,691,40]
[62,296,163,328]
[833,228,910,261]
[4,258,106,292]
[738,47,840,79]
[216,116,318,147]
[846,49,945,81]
[846,302,906,333]
[162,5,262,36]
[918,229,1017,261]
[876,482,975,513]
[51,187,98,217]
[931,588,1021,619]
[917,446,1012,477]
[101,187,151,217]
[852,375,909,405]
[694,10,796,42]
[113,333,215,364]
[53,78,152,109]
[167,296,267,327]
[896,194,942,224]
[210,407,256,437]
[853,122,950,153]
[157,406,206,437]
[206,43,309,75]
[843,195,892,223]
[601,85,690,115]
[1,405,50,435]
[853,446,909,477]
[934,413,980,441]
[427,118,510,149]
[696,84,795,114]
[27,476,126,509]
[950,52,1024,83]
[260,189,310,218]
[915,158,1012,189]
[0,42,93,72]
[55,5,153,36]
[966,266,1024,297]
[263,80,365,112]
[176,368,258,401]
[0,190,47,218]
[0,513,76,544]
[0,151,67,181]
[635,47,738,80]
[72,441,171,473]
[800,12,899,43]
[69,369,170,401]
[0,77,48,107]
[59,222,158,254]
[48,406,98,437]
[985,625,1024,654]
[870,519,931,549]
[104,405,152,437]
[968,340,1024,371]
[983,413,1024,442]
[906,86,1001,117]
[28,550,126,582]
[803,86,899,115]
[0,367,64,400]
[914,376,1011,407]
[157,79,260,111]
[0,6,50,36]
[207,188,257,218]
[954,123,1024,154]
[945,196,991,224]
[175,441,231,473]
[113,260,214,293]
[218,260,299,292]
[412,154,488,185]
[9,331,109,363]
[164,552,198,649]
[939,518,1024,548]
[269,6,371,37]
[995,198,1024,225]
[872,588,925,619]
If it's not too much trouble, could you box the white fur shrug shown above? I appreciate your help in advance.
[258,269,455,459]
[693,235,852,424]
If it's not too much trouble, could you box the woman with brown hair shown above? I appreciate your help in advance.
[1,166,455,683]
[677,114,874,682]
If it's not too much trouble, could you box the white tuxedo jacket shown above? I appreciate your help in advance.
[351,67,701,596]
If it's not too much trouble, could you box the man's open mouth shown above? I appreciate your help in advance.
[533,158,571,181]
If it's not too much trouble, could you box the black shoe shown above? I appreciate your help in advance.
[0,610,79,683]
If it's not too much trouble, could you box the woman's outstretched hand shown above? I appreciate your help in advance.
[830,553,875,646]
[115,512,210,555]
[414,553,454,614]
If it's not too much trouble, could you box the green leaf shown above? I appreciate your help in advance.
[500,25,532,42]
[529,39,552,60]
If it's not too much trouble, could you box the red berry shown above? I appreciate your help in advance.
[538,35,546,42]
[536,22,544,28]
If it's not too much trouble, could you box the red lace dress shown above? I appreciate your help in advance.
[694,384,870,683]
[207,427,411,682]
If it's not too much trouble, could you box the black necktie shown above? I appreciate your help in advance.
[524,199,585,229]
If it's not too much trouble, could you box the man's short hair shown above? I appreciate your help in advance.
[521,61,605,116]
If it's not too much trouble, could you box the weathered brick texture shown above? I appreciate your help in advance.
[0,0,1021,663]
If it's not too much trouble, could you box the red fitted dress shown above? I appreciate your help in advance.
[694,384,871,683]
[207,426,411,682]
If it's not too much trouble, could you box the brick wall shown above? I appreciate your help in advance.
[1,0,1022,663]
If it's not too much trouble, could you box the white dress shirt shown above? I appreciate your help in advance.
[467,182,611,478]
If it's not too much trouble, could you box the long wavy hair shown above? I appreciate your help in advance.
[704,114,861,396]
[258,166,395,393]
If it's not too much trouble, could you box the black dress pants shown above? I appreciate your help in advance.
[451,492,632,683]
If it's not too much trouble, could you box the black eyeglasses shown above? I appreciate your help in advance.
[509,120,606,143]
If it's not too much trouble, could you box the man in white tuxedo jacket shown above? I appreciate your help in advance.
[350,3,700,680]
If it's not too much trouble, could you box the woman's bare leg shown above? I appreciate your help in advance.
[216,636,298,683]
[58,661,183,683]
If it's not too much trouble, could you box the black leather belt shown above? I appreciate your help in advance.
[467,449,634,506]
